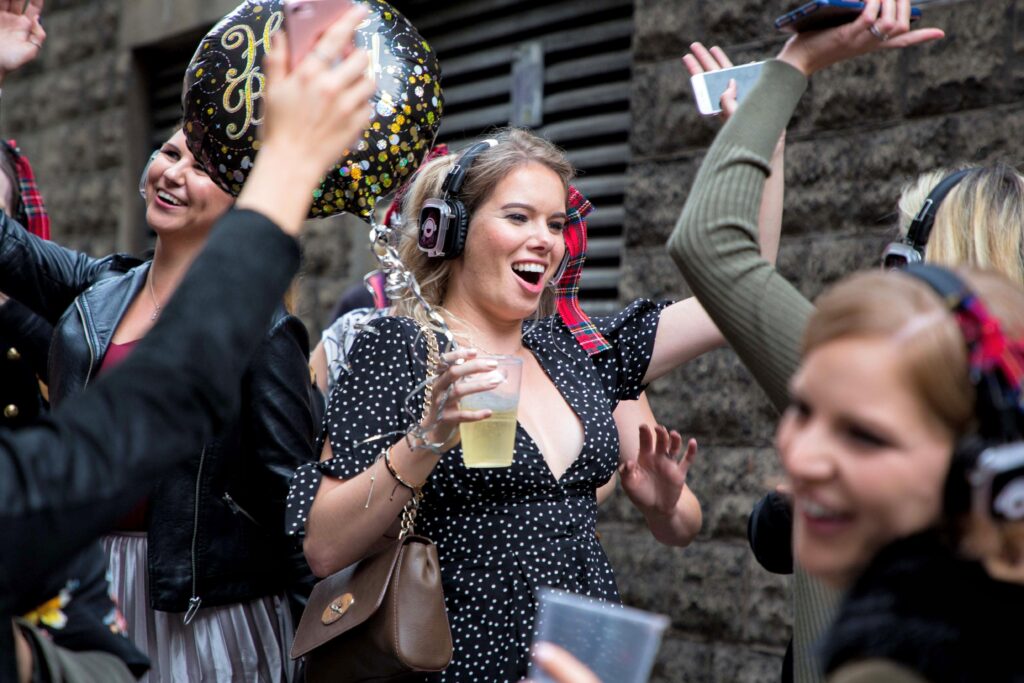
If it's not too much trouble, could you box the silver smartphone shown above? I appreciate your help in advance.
[690,60,766,116]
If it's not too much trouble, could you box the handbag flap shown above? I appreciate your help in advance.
[291,536,426,659]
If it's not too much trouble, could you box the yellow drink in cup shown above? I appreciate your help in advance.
[458,355,523,468]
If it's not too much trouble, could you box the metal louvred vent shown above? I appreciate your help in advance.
[139,28,212,152]
[399,0,633,315]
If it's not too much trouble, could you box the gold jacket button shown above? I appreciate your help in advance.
[6,347,20,361]
[4,404,19,419]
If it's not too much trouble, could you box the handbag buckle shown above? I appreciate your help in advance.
[321,593,355,625]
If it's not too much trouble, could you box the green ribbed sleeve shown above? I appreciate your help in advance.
[668,58,813,413]
[667,59,842,683]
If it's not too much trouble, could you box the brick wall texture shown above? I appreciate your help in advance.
[1,0,1017,681]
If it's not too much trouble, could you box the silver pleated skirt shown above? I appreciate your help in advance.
[102,532,296,683]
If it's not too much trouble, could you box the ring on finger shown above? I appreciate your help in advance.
[869,24,890,41]
[312,47,343,67]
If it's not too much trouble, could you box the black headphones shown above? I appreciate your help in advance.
[903,264,1024,523]
[417,140,497,259]
[882,169,974,269]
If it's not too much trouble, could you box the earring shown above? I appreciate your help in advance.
[138,151,159,200]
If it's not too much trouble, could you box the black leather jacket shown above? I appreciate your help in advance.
[0,208,303,683]
[0,211,316,614]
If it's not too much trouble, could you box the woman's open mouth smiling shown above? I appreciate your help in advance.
[512,262,545,288]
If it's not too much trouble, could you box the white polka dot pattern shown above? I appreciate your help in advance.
[286,299,669,681]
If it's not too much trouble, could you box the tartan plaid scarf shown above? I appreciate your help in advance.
[556,186,610,356]
[5,139,50,240]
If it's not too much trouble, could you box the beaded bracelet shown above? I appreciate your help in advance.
[384,447,424,493]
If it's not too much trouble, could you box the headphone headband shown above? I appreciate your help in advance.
[441,140,497,200]
[904,169,974,252]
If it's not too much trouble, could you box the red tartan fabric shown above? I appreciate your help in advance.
[555,186,611,356]
[5,139,50,240]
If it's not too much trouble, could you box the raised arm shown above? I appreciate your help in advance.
[619,423,702,547]
[0,0,45,87]
[0,0,374,611]
[665,57,808,411]
[667,2,943,411]
[640,48,787,387]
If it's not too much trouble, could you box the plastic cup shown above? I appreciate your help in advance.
[457,354,523,468]
[528,589,669,683]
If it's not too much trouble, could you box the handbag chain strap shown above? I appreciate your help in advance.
[399,320,441,540]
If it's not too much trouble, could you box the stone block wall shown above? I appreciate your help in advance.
[612,0,1022,680]
[2,0,125,256]
[3,0,1020,680]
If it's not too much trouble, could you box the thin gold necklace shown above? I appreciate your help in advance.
[148,265,162,321]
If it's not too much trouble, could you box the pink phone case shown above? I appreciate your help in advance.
[283,0,352,68]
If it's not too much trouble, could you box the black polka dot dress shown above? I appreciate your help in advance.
[287,299,668,682]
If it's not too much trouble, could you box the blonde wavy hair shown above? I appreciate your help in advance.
[897,165,1024,284]
[392,129,575,324]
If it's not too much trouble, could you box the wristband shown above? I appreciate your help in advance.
[384,447,425,492]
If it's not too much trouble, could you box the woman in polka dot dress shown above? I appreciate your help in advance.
[287,128,781,681]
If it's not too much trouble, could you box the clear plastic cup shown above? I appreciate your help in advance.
[528,589,669,683]
[457,354,523,468]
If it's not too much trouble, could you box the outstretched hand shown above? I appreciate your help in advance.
[778,0,944,77]
[620,424,697,515]
[236,3,375,235]
[0,0,46,83]
[682,42,738,121]
[260,3,375,177]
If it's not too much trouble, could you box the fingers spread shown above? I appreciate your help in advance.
[264,32,287,80]
[668,430,683,457]
[879,0,897,27]
[895,0,910,28]
[681,53,702,77]
[689,42,721,73]
[682,438,698,467]
[323,47,372,95]
[886,27,945,49]
[312,3,368,66]
[709,45,733,68]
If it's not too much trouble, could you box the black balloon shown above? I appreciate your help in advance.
[182,0,444,219]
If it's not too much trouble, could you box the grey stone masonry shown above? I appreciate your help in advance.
[616,0,1019,680]
[1,0,1018,680]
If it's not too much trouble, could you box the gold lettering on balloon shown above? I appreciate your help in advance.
[221,11,283,141]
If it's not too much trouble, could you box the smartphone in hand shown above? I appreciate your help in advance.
[775,0,921,33]
[283,0,353,69]
[690,60,765,116]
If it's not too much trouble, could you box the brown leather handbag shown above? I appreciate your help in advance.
[291,321,453,681]
[290,526,452,681]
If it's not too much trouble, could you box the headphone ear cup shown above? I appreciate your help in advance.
[944,435,985,524]
[447,199,470,260]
